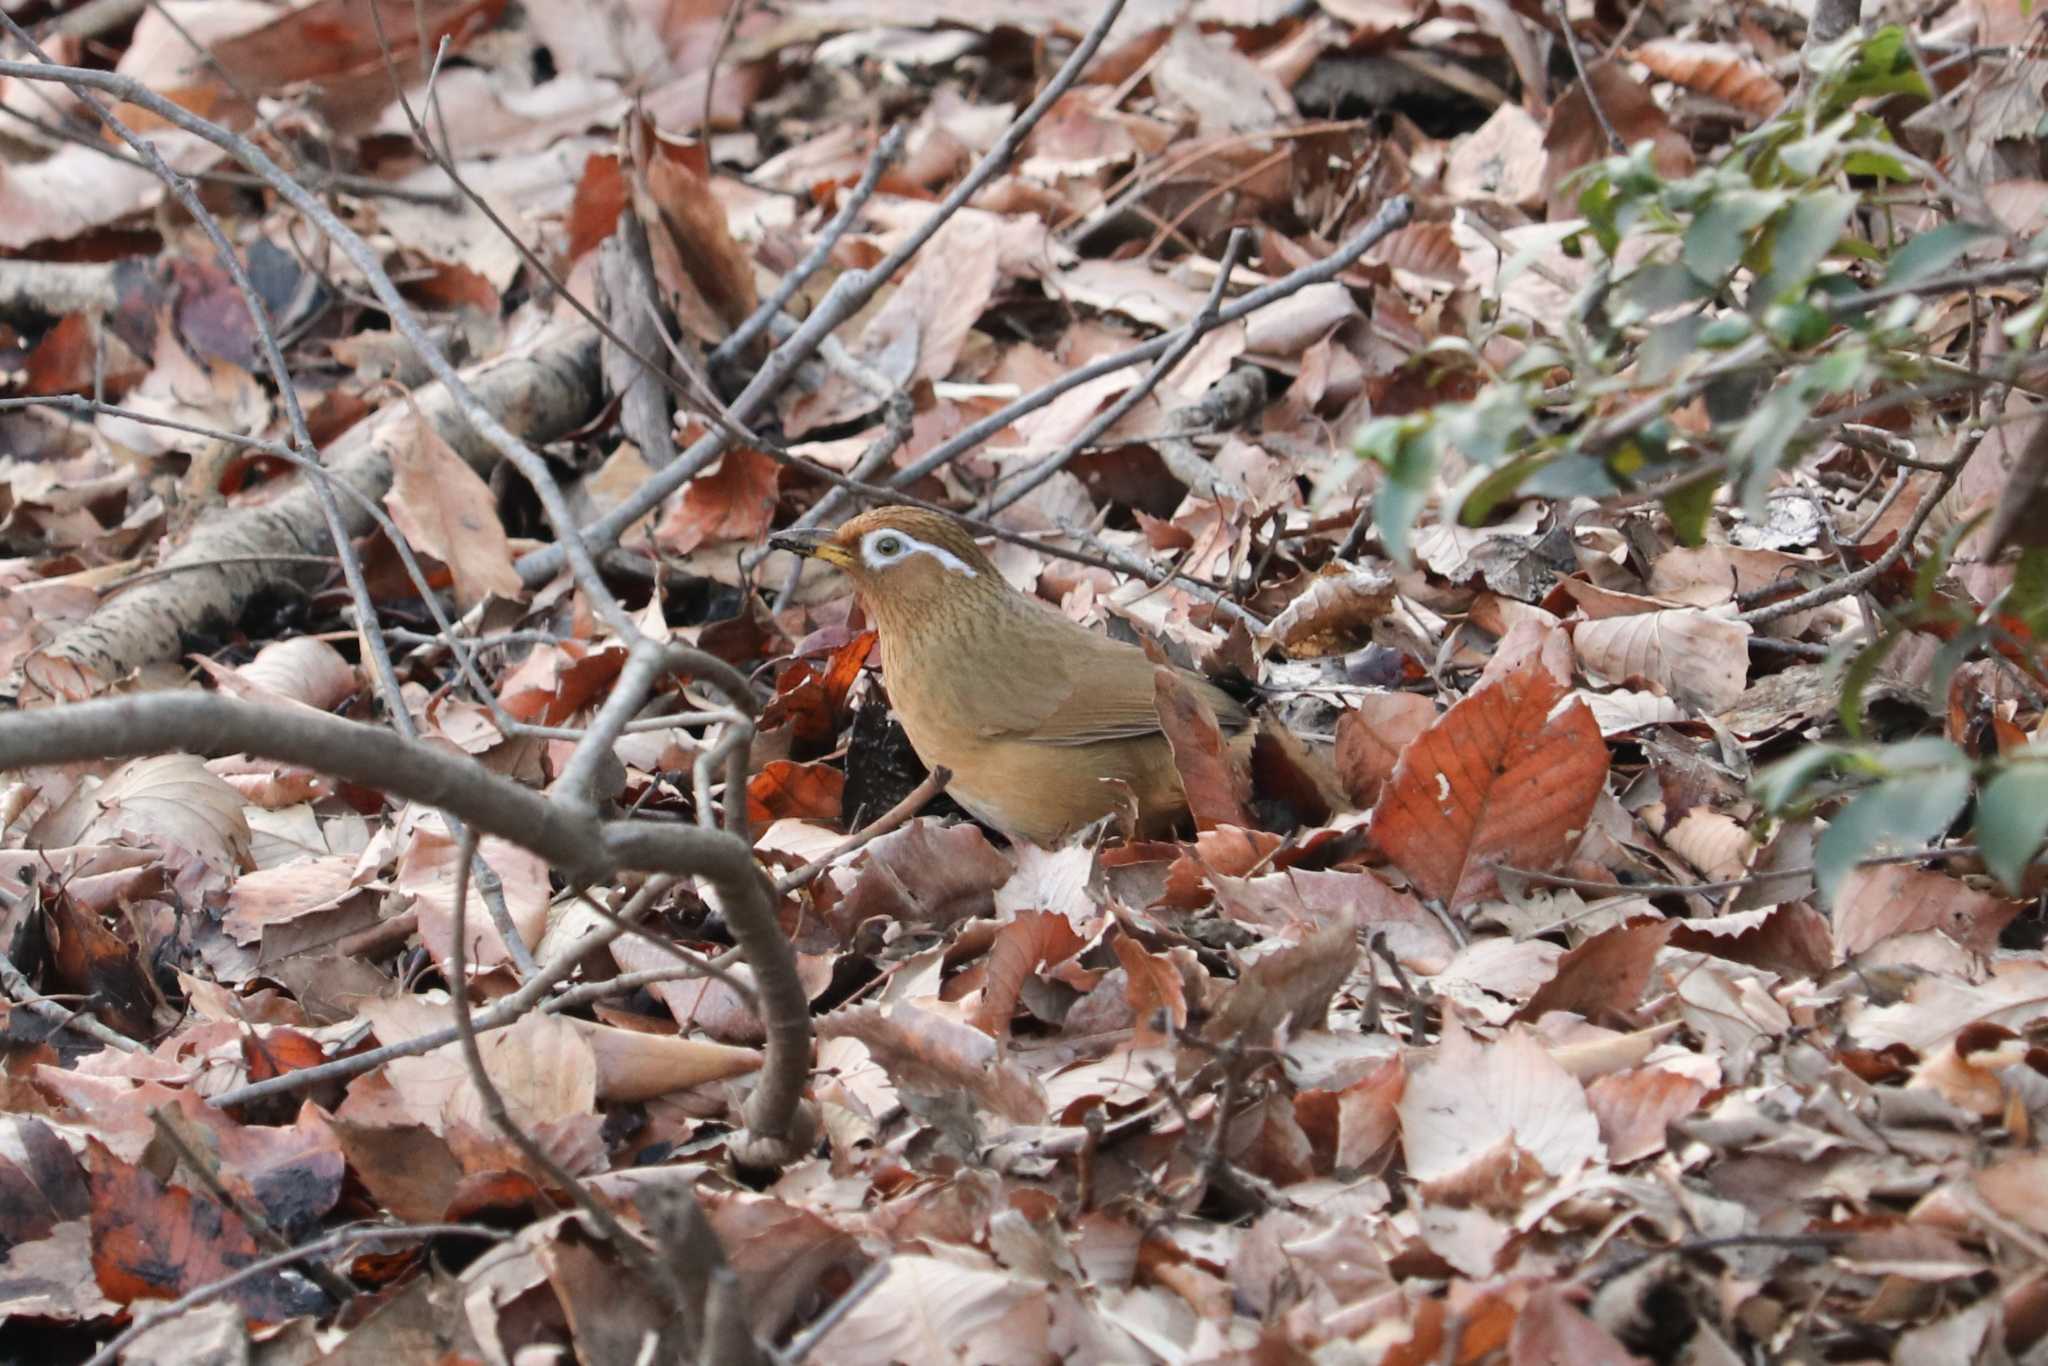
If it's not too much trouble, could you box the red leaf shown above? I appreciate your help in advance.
[1368,666,1608,911]
[1153,667,1250,832]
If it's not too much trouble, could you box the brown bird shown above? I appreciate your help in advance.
[771,507,1251,845]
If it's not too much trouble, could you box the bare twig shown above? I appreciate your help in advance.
[775,766,953,895]
[984,228,1252,514]
[147,1106,357,1303]
[887,195,1413,493]
[0,694,813,1163]
[1740,423,1984,626]
[710,126,909,370]
[446,827,692,1315]
[80,1223,503,1366]
[515,0,1133,584]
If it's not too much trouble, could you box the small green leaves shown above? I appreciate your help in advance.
[1814,757,1970,905]
[1357,414,1436,567]
[1882,221,1997,288]
[1978,761,2048,893]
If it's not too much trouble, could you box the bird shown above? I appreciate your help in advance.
[770,506,1252,845]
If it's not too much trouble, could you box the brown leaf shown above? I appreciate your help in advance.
[629,113,759,344]
[1369,667,1609,911]
[816,1002,1046,1124]
[84,753,251,875]
[1570,608,1751,713]
[1518,919,1673,1023]
[383,413,521,610]
[1335,692,1437,807]
[1835,864,2022,958]
[0,1117,88,1247]
[1260,562,1397,654]
[656,446,785,555]
[1631,39,1787,120]
[973,909,1087,1038]
[1207,909,1358,1048]
[1543,63,1694,221]
[1114,934,1189,1044]
[1154,666,1250,831]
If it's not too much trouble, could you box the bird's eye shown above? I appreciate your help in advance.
[875,536,903,556]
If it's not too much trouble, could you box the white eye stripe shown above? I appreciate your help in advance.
[859,528,979,578]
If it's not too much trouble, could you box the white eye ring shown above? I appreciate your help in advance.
[858,528,978,578]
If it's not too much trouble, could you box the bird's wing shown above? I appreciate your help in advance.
[978,622,1249,747]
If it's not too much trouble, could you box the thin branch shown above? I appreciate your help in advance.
[775,766,952,895]
[1740,424,1983,626]
[984,227,1252,515]
[515,0,1133,584]
[446,827,691,1314]
[80,1223,504,1366]
[0,51,642,645]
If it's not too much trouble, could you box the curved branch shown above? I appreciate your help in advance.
[0,693,813,1159]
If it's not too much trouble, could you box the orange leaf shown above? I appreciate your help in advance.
[747,760,845,825]
[656,446,785,555]
[972,909,1087,1038]
[88,1139,321,1323]
[1368,666,1608,911]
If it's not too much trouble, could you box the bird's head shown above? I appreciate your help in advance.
[771,507,1003,620]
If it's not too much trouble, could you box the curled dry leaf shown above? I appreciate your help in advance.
[1571,607,1752,713]
[973,908,1088,1038]
[84,753,252,875]
[383,414,523,611]
[1517,918,1674,1023]
[1260,561,1397,654]
[655,446,784,555]
[629,113,759,344]
[193,635,358,711]
[1368,665,1608,911]
[745,759,845,824]
[817,1002,1048,1125]
[1205,906,1358,1049]
[1631,39,1788,120]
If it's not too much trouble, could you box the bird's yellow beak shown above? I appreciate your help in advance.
[769,528,855,570]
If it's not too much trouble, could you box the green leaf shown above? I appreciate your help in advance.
[1455,452,1552,526]
[1642,316,1705,383]
[1823,26,1931,106]
[1980,762,2048,893]
[1684,190,1787,283]
[2008,548,2048,640]
[1757,190,1856,304]
[1358,416,1435,567]
[1814,761,1970,904]
[1661,474,1718,547]
[1837,629,1904,739]
[1620,261,1711,321]
[1731,385,1813,516]
[1883,221,1998,289]
[1755,744,1851,812]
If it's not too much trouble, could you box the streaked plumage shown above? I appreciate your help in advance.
[773,507,1249,844]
